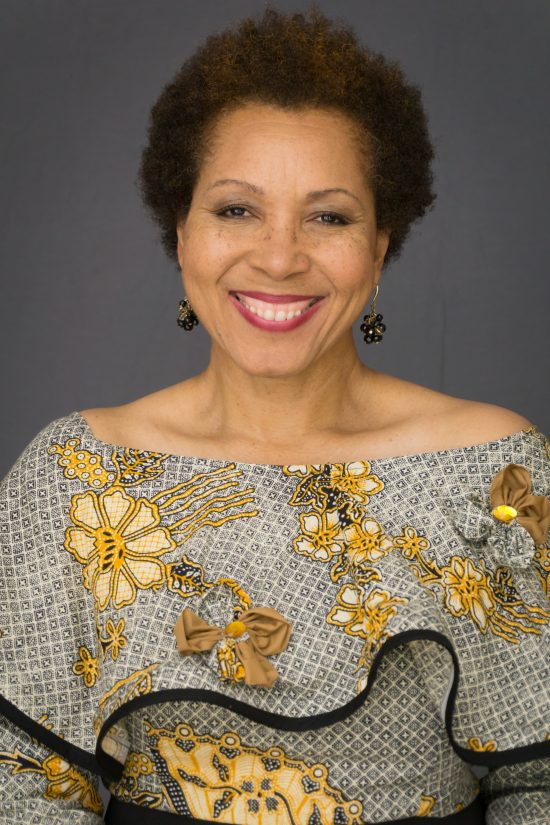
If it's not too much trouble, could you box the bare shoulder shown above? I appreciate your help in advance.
[444,400,533,443]
[78,385,194,449]
[373,372,533,453]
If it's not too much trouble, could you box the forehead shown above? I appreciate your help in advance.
[203,104,368,175]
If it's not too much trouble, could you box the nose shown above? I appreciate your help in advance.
[246,219,311,280]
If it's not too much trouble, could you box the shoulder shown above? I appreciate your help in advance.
[373,372,533,450]
[443,401,533,445]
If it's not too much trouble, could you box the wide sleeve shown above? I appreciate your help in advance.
[0,713,104,823]
[0,419,105,821]
[479,756,550,825]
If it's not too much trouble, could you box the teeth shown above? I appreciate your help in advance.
[235,294,318,322]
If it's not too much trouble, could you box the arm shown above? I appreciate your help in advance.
[0,418,106,821]
[0,713,104,823]
[479,757,550,825]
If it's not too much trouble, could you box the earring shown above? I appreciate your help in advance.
[360,284,386,344]
[177,297,199,331]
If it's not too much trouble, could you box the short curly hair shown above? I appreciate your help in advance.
[138,4,436,269]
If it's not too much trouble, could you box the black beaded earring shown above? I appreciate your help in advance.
[177,297,199,331]
[360,284,386,344]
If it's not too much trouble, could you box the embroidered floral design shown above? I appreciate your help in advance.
[64,485,177,610]
[452,463,550,568]
[72,645,99,687]
[99,618,128,661]
[0,748,103,814]
[174,582,291,687]
[134,721,364,823]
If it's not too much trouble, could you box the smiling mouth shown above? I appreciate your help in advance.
[231,292,323,321]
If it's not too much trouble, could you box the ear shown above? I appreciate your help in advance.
[374,228,391,278]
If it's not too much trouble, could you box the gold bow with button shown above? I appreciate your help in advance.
[489,463,550,544]
[174,606,292,688]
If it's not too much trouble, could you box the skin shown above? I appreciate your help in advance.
[81,103,531,462]
[174,103,391,447]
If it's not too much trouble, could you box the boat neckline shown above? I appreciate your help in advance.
[69,410,537,472]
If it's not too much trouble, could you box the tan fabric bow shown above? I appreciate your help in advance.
[490,463,550,545]
[174,606,292,688]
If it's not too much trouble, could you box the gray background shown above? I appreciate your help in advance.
[1,0,549,476]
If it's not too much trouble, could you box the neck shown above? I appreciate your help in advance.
[183,333,377,447]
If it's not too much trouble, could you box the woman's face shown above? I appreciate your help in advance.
[176,103,390,377]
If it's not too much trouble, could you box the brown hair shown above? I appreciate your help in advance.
[138,4,436,269]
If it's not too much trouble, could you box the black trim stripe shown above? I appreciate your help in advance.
[0,691,98,774]
[96,628,550,784]
[104,792,486,824]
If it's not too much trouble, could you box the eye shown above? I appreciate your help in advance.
[315,212,349,226]
[215,205,251,219]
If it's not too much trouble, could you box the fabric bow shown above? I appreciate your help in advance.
[174,606,292,688]
[453,463,550,568]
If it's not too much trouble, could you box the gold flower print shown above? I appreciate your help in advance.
[393,524,550,643]
[328,584,407,671]
[73,645,99,687]
[64,485,177,610]
[136,722,364,823]
[293,508,345,564]
[284,461,384,512]
[0,748,103,814]
[440,557,497,633]
[99,618,128,661]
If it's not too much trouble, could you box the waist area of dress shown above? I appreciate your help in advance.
[104,792,485,824]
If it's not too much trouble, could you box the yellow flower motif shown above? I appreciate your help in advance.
[101,618,127,661]
[392,525,431,560]
[293,508,344,563]
[342,517,393,568]
[467,737,497,752]
[327,461,385,502]
[73,646,99,688]
[64,485,177,610]
[328,584,407,670]
[440,556,496,632]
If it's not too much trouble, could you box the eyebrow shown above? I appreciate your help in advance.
[206,178,362,204]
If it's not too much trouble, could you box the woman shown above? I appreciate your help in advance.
[1,6,549,824]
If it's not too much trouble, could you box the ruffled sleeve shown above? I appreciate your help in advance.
[479,756,550,825]
[0,419,104,821]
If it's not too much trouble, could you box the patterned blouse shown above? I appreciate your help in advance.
[1,410,549,825]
